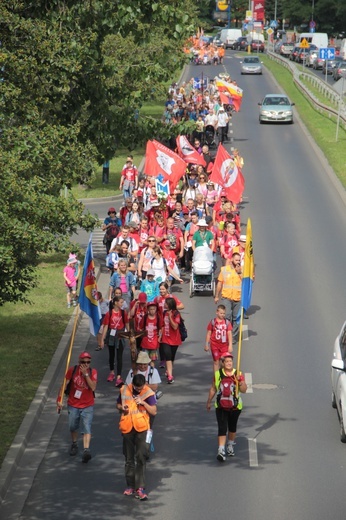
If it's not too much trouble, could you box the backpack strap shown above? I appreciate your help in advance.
[147,366,154,384]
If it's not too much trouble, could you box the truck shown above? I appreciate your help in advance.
[298,32,328,49]
[220,29,243,49]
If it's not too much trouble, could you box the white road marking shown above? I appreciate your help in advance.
[248,438,258,467]
[245,372,253,393]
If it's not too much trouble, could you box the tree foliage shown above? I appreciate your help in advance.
[0,0,198,304]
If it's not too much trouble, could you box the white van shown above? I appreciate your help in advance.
[248,31,265,43]
[298,32,328,48]
[340,39,346,59]
[220,29,243,49]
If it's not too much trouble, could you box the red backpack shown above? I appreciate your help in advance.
[217,369,238,410]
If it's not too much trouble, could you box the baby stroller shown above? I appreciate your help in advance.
[189,246,215,298]
[204,124,216,149]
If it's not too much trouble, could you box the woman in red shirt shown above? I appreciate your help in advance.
[101,296,128,387]
[160,297,182,384]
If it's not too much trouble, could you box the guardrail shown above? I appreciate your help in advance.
[267,51,346,131]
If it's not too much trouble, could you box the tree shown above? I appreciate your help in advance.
[0,0,198,304]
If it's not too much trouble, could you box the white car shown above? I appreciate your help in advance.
[240,56,263,75]
[331,320,346,442]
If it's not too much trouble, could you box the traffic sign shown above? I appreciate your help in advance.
[266,28,274,36]
[319,48,335,60]
[217,1,229,11]
[300,38,310,48]
[309,20,316,29]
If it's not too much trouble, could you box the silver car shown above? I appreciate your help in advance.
[240,56,263,75]
[331,320,346,442]
[258,94,295,124]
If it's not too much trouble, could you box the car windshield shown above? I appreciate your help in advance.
[244,57,260,63]
[263,97,289,106]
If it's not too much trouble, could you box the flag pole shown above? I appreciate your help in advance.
[235,306,244,396]
[57,306,80,412]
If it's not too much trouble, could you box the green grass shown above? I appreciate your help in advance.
[262,55,346,187]
[0,253,79,466]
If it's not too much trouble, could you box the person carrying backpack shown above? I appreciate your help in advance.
[206,353,247,462]
[160,297,184,384]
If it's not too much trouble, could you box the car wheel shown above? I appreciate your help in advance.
[340,408,346,443]
[332,392,337,409]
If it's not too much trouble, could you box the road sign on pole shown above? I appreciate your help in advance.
[300,38,310,49]
[319,48,335,60]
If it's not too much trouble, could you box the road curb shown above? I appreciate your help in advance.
[0,265,102,506]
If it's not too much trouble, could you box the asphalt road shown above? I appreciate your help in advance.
[8,53,346,519]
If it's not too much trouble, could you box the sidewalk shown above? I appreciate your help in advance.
[0,263,111,518]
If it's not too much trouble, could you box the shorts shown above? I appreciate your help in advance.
[211,345,229,361]
[66,285,77,293]
[68,405,94,435]
[141,348,158,361]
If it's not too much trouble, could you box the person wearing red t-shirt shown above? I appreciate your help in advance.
[148,212,166,244]
[57,351,97,463]
[140,302,161,362]
[220,222,239,261]
[120,160,138,199]
[160,297,182,384]
[166,217,184,259]
[129,292,148,352]
[102,296,128,387]
[205,305,233,373]
[120,199,133,226]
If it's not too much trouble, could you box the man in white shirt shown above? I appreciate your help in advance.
[124,351,161,392]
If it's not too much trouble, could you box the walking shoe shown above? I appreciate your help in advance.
[115,377,124,388]
[135,488,148,501]
[123,488,135,496]
[167,376,174,384]
[226,443,235,457]
[82,449,92,463]
[67,303,71,308]
[217,448,226,462]
[107,373,115,382]
[69,442,78,456]
[72,300,77,307]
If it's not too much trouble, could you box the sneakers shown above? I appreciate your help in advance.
[123,488,135,496]
[67,303,71,309]
[167,376,174,384]
[70,442,78,456]
[135,488,148,501]
[226,442,235,457]
[159,361,166,369]
[217,448,226,462]
[115,377,124,388]
[107,373,115,382]
[82,448,92,463]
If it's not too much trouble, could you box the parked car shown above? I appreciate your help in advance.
[322,56,345,75]
[250,39,265,53]
[258,94,295,124]
[289,46,300,61]
[331,320,346,442]
[280,43,294,57]
[232,36,248,51]
[306,50,318,67]
[333,61,346,80]
[240,56,263,75]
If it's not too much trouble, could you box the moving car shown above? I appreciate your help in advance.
[312,55,325,70]
[289,46,300,61]
[280,43,294,57]
[306,49,318,67]
[258,94,295,124]
[322,56,344,75]
[331,320,346,442]
[240,56,263,75]
[232,36,248,51]
[250,39,265,53]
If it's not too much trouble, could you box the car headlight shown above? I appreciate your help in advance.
[261,110,271,115]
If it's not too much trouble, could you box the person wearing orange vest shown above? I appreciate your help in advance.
[116,374,157,500]
[214,252,242,342]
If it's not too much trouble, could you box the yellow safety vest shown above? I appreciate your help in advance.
[219,265,242,301]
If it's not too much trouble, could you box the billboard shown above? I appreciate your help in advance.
[253,0,265,22]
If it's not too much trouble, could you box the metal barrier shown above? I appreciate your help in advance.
[267,51,346,131]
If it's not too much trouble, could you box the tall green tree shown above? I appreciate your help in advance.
[0,0,198,304]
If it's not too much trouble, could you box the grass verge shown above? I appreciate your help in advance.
[262,55,346,187]
[0,253,79,466]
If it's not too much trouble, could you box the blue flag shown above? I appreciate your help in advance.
[79,236,101,336]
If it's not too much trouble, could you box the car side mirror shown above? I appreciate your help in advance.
[291,102,295,106]
[240,61,243,63]
[258,102,262,106]
[332,359,345,371]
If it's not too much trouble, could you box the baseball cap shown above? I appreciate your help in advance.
[147,269,155,277]
[138,292,147,303]
[221,353,233,360]
[239,235,246,242]
[79,351,91,360]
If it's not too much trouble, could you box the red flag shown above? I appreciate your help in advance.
[176,135,206,167]
[209,144,245,204]
[219,92,232,106]
[144,140,187,188]
[231,95,242,112]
